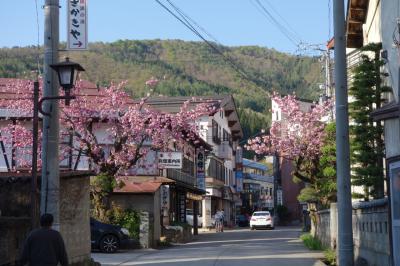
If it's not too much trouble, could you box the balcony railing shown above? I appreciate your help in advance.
[166,168,196,186]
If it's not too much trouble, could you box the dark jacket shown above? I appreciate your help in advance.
[19,227,68,266]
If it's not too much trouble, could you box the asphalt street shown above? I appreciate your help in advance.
[92,226,324,266]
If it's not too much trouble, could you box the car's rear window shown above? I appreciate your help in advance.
[252,212,270,216]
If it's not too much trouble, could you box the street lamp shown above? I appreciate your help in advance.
[50,57,85,106]
[31,58,85,228]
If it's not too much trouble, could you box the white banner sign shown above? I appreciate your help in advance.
[67,0,88,50]
[157,152,182,169]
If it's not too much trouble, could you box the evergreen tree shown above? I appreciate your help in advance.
[298,122,337,208]
[349,43,389,200]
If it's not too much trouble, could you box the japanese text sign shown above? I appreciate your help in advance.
[67,0,88,50]
[157,152,182,169]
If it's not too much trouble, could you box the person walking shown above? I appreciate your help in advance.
[19,213,68,266]
[214,210,222,232]
[220,209,225,232]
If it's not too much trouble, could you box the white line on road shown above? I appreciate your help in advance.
[119,253,324,265]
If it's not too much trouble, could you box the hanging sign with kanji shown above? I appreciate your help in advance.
[67,0,88,50]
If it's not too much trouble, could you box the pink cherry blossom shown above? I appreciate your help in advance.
[0,79,214,177]
[246,92,332,163]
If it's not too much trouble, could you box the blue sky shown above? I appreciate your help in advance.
[1,0,332,53]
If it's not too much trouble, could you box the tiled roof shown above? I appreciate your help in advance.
[113,176,174,194]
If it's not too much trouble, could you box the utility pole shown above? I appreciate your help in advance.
[40,0,60,230]
[333,0,354,265]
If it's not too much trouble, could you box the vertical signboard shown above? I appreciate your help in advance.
[235,147,243,192]
[178,192,186,222]
[276,189,283,206]
[67,0,88,50]
[161,185,170,217]
[196,149,206,190]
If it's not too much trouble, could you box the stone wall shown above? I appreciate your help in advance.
[0,172,91,265]
[312,199,390,266]
[352,199,390,266]
[0,218,30,265]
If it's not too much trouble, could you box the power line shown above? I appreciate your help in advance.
[250,0,325,57]
[34,0,41,78]
[155,0,270,90]
[165,0,220,44]
[251,0,299,46]
[261,0,303,42]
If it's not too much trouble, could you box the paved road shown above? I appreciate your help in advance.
[92,227,324,266]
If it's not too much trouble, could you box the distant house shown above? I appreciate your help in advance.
[241,158,274,214]
[271,97,314,224]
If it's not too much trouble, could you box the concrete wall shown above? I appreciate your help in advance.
[312,209,331,248]
[111,191,161,246]
[313,200,390,266]
[60,176,91,264]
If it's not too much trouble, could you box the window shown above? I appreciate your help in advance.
[207,158,224,181]
[212,120,221,144]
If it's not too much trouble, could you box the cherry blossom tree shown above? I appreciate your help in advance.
[246,92,332,188]
[0,78,215,220]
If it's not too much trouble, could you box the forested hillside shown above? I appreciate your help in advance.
[0,39,323,140]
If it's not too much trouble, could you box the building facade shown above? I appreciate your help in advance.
[240,158,274,215]
[143,95,243,228]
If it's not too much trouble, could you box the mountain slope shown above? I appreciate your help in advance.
[0,39,323,139]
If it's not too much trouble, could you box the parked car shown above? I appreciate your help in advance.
[236,214,249,227]
[90,218,133,253]
[186,209,203,227]
[249,211,274,230]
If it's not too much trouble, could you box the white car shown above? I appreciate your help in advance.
[250,211,274,230]
[186,209,203,227]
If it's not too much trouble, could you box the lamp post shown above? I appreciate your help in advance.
[34,57,84,229]
[50,57,85,106]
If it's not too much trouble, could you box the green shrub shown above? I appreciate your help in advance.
[300,233,323,250]
[323,249,337,266]
[111,207,140,239]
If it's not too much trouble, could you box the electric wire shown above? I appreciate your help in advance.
[165,0,220,44]
[155,0,270,89]
[251,0,299,46]
[261,0,303,42]
[34,0,42,78]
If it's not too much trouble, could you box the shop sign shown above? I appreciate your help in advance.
[157,152,182,169]
[235,169,243,192]
[196,149,206,190]
[277,189,283,206]
[67,0,88,50]
[161,185,169,216]
[186,192,203,201]
[178,193,186,222]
